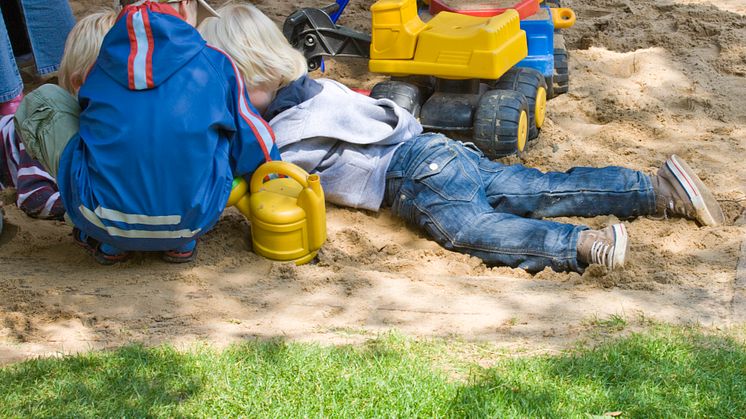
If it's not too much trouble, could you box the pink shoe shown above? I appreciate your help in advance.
[0,92,23,116]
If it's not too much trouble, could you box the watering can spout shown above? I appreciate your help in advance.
[308,173,323,197]
[298,173,327,252]
[227,178,251,219]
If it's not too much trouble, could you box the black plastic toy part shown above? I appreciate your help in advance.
[370,80,424,117]
[420,79,481,131]
[283,3,371,71]
[553,34,569,96]
[371,77,530,159]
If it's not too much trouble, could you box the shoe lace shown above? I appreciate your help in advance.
[663,197,697,220]
[590,240,612,268]
[653,174,697,221]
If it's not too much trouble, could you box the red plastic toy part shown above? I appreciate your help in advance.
[429,0,539,19]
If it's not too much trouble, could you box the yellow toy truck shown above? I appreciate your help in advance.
[284,0,548,158]
[367,0,546,158]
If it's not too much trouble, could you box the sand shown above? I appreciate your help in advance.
[1,0,744,364]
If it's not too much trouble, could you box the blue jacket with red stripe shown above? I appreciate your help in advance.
[58,3,280,251]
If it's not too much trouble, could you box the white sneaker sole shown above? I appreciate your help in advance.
[665,155,725,226]
[610,223,628,270]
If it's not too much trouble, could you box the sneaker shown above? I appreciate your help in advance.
[162,240,197,263]
[0,92,23,116]
[72,227,130,265]
[652,154,724,226]
[577,224,629,270]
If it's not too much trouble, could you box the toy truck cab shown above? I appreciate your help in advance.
[369,0,527,79]
[426,0,576,97]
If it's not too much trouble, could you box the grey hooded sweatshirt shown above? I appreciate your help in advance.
[268,78,422,211]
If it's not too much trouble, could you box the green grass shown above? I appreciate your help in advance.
[2,324,746,418]
[584,313,628,333]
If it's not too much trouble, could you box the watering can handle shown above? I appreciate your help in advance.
[250,161,311,193]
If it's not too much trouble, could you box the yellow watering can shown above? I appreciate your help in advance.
[226,161,326,265]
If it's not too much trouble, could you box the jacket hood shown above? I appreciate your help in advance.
[98,3,206,90]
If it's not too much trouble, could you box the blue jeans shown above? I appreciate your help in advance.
[0,0,75,101]
[384,134,656,272]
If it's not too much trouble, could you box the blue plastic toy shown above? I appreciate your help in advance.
[329,0,350,22]
[517,6,555,96]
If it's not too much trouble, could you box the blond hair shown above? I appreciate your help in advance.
[198,3,307,90]
[59,10,117,95]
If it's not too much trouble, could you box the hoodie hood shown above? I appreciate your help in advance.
[98,2,206,90]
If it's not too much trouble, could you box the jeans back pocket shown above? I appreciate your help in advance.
[412,146,480,202]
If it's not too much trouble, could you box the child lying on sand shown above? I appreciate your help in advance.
[199,3,724,273]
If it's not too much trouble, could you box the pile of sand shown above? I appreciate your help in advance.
[1,0,744,363]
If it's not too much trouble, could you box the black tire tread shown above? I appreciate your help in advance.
[553,49,569,94]
[553,34,569,95]
[473,89,529,159]
[494,67,546,140]
[370,80,422,117]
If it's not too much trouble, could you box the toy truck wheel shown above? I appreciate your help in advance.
[494,67,547,141]
[473,89,529,159]
[553,34,569,95]
[370,80,423,117]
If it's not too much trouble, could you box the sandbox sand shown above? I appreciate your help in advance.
[1,0,744,363]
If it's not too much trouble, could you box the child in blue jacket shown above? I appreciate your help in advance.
[199,4,724,274]
[16,0,281,265]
